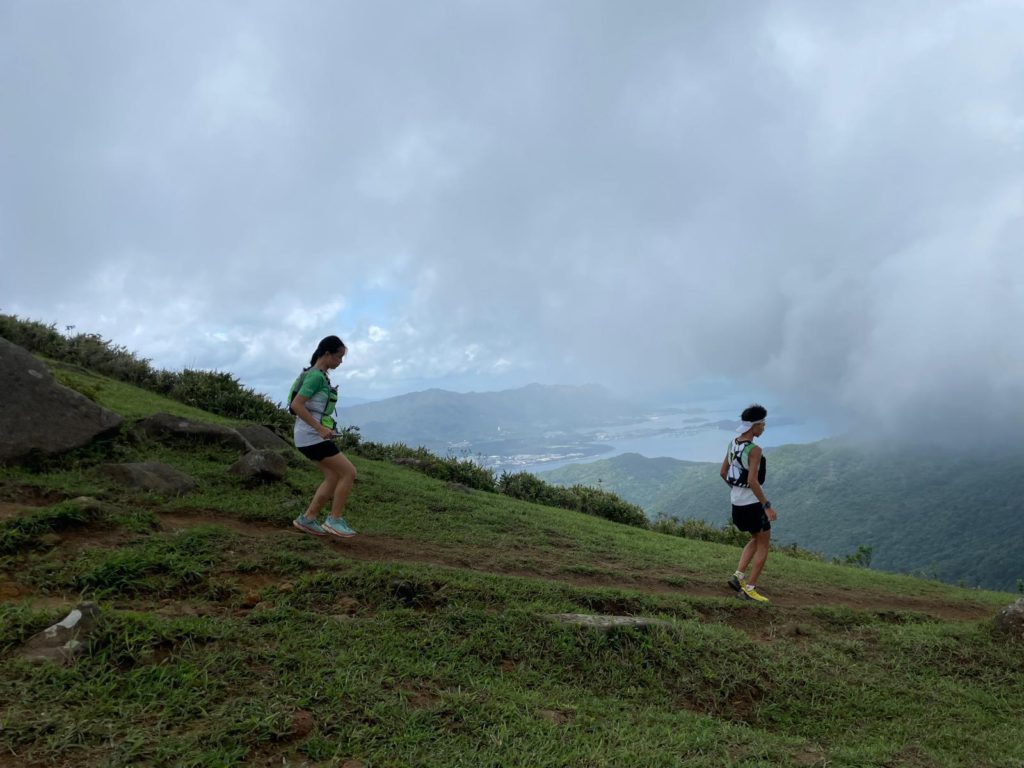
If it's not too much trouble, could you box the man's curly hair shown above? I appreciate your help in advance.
[740,404,767,422]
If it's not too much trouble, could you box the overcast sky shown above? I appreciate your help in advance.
[2,1,1022,442]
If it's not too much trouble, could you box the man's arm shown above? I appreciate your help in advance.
[719,455,730,483]
[745,446,777,520]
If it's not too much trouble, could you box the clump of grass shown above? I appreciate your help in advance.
[50,526,235,599]
[0,500,106,554]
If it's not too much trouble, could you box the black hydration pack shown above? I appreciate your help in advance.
[725,440,766,488]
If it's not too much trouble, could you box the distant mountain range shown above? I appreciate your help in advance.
[539,441,1023,592]
[338,383,655,458]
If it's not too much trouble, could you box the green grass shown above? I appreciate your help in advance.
[0,362,1021,766]
[50,362,245,427]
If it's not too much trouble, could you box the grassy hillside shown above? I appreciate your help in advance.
[539,443,1024,592]
[1,364,1022,767]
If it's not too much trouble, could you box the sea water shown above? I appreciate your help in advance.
[509,398,834,473]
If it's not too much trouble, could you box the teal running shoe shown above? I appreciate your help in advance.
[323,517,356,538]
[292,516,326,536]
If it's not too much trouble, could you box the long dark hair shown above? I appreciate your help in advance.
[310,335,347,366]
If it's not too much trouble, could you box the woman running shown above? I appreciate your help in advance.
[289,335,358,538]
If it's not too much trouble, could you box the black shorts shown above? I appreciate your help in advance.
[732,502,771,534]
[297,441,341,462]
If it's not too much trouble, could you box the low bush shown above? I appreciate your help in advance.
[498,471,648,528]
[650,515,749,546]
[0,313,289,434]
[354,439,498,492]
[650,514,825,559]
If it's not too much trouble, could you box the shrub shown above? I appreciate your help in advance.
[566,484,648,527]
[497,472,648,527]
[650,515,750,546]
[166,369,290,433]
[497,471,567,507]
[354,441,498,492]
[0,313,290,434]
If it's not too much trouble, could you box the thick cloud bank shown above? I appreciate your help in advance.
[2,1,1022,443]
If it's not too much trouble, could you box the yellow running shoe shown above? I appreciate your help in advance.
[728,574,747,592]
[740,584,770,603]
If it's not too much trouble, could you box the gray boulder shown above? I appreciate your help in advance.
[100,461,198,496]
[0,338,123,464]
[543,613,672,632]
[229,450,288,482]
[237,424,291,451]
[994,598,1024,640]
[19,602,101,665]
[135,413,248,451]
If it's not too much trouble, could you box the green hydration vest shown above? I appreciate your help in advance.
[287,368,339,430]
[725,440,766,488]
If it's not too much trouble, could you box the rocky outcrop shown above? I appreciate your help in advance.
[229,450,288,483]
[19,602,101,665]
[994,598,1024,640]
[134,413,249,451]
[0,338,123,464]
[99,461,198,496]
[237,425,291,451]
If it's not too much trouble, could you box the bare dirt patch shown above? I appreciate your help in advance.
[2,507,996,627]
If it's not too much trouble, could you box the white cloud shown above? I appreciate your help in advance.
[2,0,1023,443]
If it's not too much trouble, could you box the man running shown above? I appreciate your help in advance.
[720,404,776,603]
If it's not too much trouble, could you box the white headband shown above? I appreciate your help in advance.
[736,419,766,434]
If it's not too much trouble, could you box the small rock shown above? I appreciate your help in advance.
[236,425,291,451]
[228,450,288,483]
[20,602,101,665]
[69,496,103,512]
[99,461,198,496]
[543,613,672,632]
[240,592,262,609]
[134,413,249,451]
[993,598,1024,640]
[38,533,62,548]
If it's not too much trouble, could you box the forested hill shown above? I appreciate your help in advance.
[539,441,1023,592]
[337,383,648,448]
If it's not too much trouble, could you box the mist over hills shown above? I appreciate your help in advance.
[337,383,656,461]
[539,442,1023,592]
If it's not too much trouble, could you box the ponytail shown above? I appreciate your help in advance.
[310,335,347,366]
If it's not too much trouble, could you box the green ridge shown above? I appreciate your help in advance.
[0,360,1020,767]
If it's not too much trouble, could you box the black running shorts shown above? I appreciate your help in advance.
[732,502,771,534]
[297,441,341,462]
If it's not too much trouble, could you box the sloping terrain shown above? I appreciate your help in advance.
[540,444,1024,591]
[1,369,1021,767]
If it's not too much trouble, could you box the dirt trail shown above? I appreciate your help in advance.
[0,503,999,624]
[157,512,998,623]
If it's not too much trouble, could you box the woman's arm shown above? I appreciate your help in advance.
[291,394,334,440]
